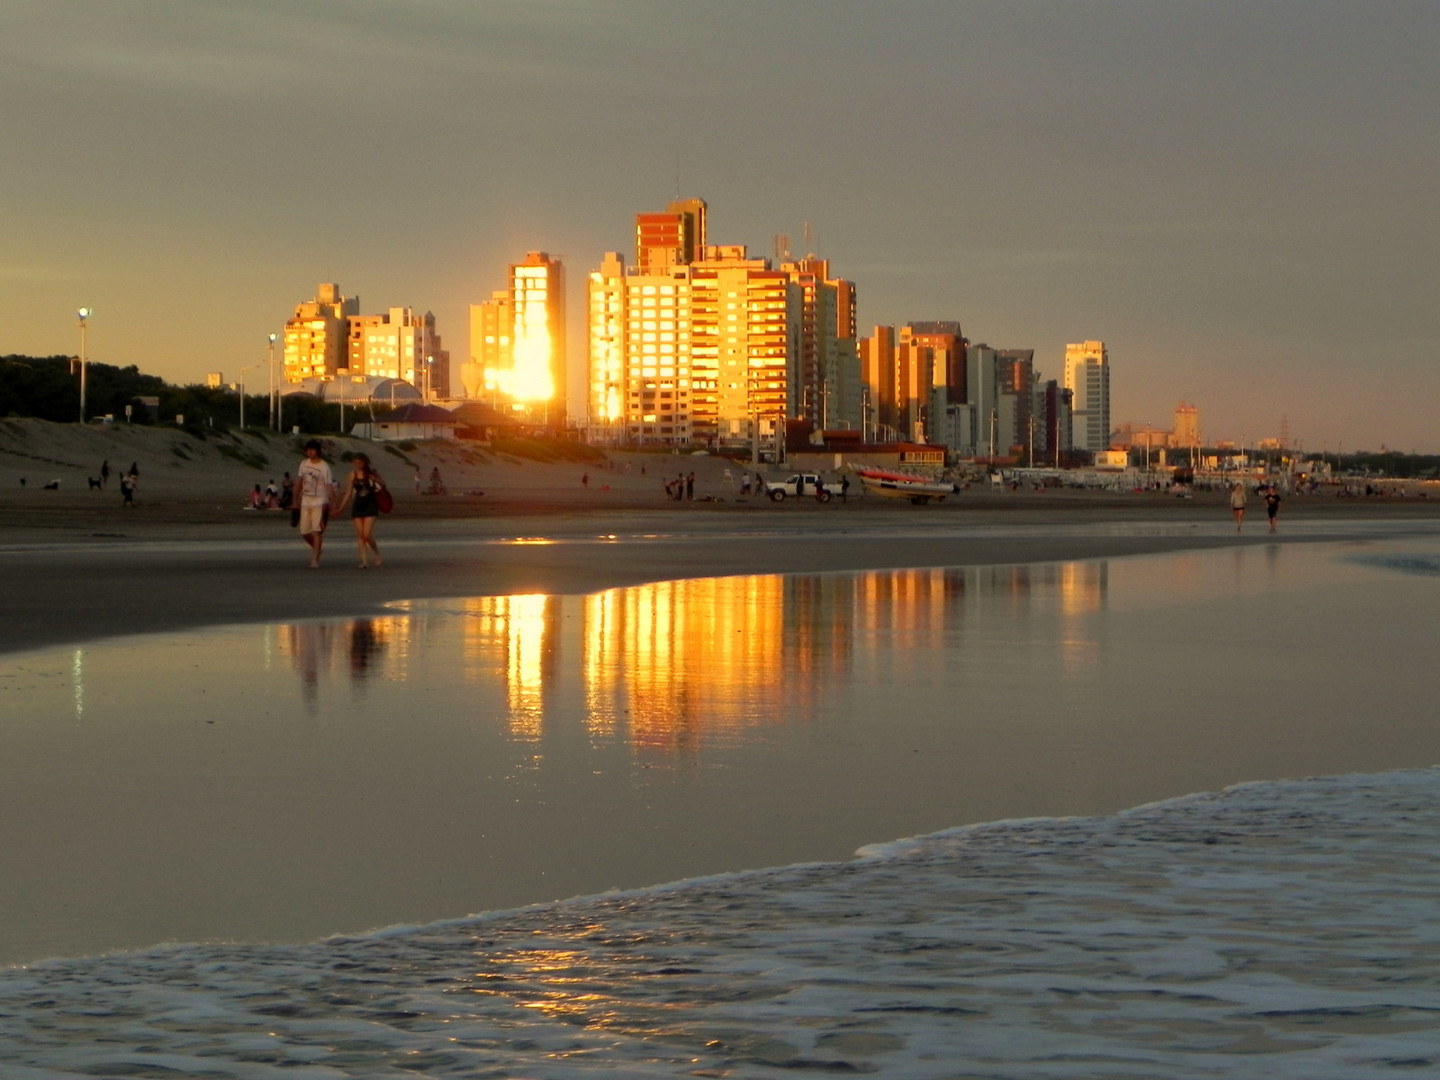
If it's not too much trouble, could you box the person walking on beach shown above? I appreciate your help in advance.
[1229,482,1247,532]
[296,439,335,568]
[334,452,385,569]
[1264,485,1283,532]
[119,470,137,508]
[100,460,110,487]
[279,472,294,510]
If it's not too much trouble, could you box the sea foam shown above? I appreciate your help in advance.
[3,767,1438,1078]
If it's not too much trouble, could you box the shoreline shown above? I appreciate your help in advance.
[4,499,1438,658]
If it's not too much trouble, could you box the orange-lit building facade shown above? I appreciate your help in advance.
[283,282,359,382]
[587,199,805,449]
[465,252,567,424]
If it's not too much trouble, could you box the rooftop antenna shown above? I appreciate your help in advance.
[802,220,814,253]
[674,153,681,199]
[773,233,790,263]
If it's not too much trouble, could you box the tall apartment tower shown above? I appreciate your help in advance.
[1174,402,1201,449]
[283,282,359,382]
[691,245,792,446]
[346,308,440,388]
[995,349,1035,455]
[586,251,698,444]
[1063,340,1110,453]
[859,325,898,439]
[466,290,512,400]
[586,202,803,448]
[636,198,708,274]
[781,257,860,430]
[509,252,567,424]
[900,322,966,405]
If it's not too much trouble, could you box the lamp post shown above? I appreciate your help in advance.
[425,354,434,404]
[268,333,278,431]
[239,362,264,430]
[76,308,91,423]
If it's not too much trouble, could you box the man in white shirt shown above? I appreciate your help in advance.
[296,439,335,568]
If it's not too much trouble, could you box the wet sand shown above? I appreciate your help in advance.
[4,488,1438,657]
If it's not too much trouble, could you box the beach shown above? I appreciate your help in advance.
[4,421,1440,1076]
[3,417,1438,656]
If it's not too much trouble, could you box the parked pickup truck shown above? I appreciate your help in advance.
[762,473,847,503]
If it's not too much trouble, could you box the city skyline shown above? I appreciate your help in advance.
[2,2,1436,451]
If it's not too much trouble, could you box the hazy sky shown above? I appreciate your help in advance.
[3,1,1436,450]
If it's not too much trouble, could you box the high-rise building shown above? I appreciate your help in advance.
[586,202,811,448]
[635,198,707,274]
[690,245,793,446]
[283,282,359,382]
[781,257,860,430]
[995,349,1035,456]
[901,322,966,405]
[586,252,697,444]
[859,325,897,439]
[466,290,512,401]
[509,252,567,424]
[1036,380,1074,466]
[1174,402,1201,449]
[1063,340,1110,453]
[346,307,444,394]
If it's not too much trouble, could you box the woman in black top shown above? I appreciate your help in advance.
[335,453,385,568]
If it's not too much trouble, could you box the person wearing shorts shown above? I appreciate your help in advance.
[296,439,335,568]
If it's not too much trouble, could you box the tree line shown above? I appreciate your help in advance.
[0,354,359,434]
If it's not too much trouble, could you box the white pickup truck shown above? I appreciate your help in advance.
[762,473,847,503]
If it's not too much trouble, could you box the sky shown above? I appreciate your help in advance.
[2,0,1436,452]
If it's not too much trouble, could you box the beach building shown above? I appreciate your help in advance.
[356,402,460,442]
[1064,340,1110,454]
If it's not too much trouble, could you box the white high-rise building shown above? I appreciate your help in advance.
[1063,340,1110,453]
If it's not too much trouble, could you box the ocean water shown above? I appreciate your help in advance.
[2,532,1439,1075]
[1,768,1437,1078]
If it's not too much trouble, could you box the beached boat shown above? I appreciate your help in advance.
[853,467,959,504]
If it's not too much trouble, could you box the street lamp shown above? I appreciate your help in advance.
[268,333,279,431]
[239,361,264,430]
[76,308,91,423]
[425,354,434,404]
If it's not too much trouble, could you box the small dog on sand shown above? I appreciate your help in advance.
[88,477,103,490]
[43,480,60,490]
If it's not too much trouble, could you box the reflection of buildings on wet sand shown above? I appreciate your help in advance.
[451,565,1108,755]
[276,563,1109,751]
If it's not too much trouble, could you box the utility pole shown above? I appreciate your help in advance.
[76,308,91,423]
